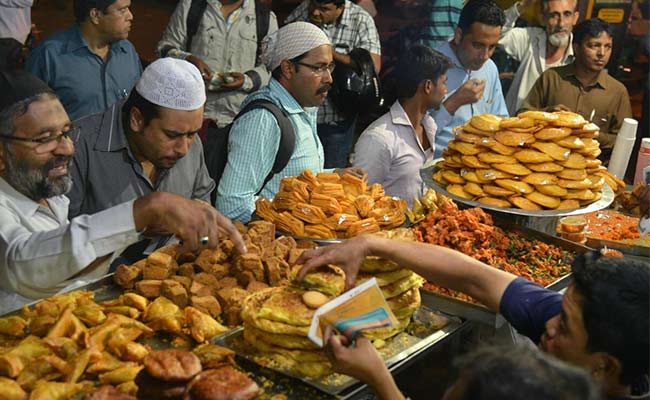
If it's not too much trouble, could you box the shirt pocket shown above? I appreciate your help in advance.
[232,18,259,70]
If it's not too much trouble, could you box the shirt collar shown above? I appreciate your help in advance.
[562,62,608,89]
[0,177,41,218]
[64,24,129,55]
[93,101,130,152]
[438,41,466,71]
[390,100,438,140]
[269,79,307,115]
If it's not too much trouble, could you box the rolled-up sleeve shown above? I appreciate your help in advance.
[216,108,280,222]
[0,201,140,297]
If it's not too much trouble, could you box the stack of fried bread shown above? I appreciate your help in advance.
[255,169,407,239]
[434,111,621,210]
[241,228,424,378]
[115,221,307,327]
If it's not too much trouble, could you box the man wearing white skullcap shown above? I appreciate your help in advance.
[67,58,222,262]
[216,22,364,223]
[0,70,246,313]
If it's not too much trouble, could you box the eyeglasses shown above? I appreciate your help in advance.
[294,61,336,76]
[0,126,78,154]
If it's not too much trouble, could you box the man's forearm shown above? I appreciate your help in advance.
[366,237,517,310]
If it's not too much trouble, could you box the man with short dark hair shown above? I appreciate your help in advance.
[26,0,141,120]
[0,70,245,313]
[298,238,650,399]
[521,18,632,161]
[286,0,381,168]
[352,45,452,205]
[431,0,508,159]
[499,0,579,115]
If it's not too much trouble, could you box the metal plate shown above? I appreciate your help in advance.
[420,163,615,217]
[585,237,650,259]
[213,306,462,396]
[418,219,593,327]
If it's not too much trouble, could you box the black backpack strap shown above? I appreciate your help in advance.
[186,0,208,51]
[236,99,295,196]
[254,0,271,63]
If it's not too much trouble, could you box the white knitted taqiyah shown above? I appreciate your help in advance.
[261,21,332,71]
[135,58,206,110]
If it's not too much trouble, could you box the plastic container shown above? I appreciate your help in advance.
[560,231,587,243]
[559,216,588,233]
[608,118,638,179]
[634,137,650,185]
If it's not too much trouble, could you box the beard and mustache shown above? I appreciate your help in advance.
[3,146,72,202]
[317,83,331,95]
[548,30,570,47]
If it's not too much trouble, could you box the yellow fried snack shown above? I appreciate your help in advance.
[528,162,564,172]
[482,140,517,156]
[534,127,572,141]
[585,158,602,169]
[557,168,587,181]
[564,189,596,201]
[448,140,481,155]
[531,142,571,161]
[368,183,385,200]
[340,173,367,196]
[464,182,485,197]
[499,116,537,129]
[535,184,568,197]
[316,172,341,184]
[514,149,553,164]
[478,152,518,164]
[559,153,587,169]
[459,169,483,183]
[353,195,375,218]
[310,192,343,215]
[557,199,581,209]
[554,136,585,150]
[304,224,337,239]
[477,197,512,208]
[552,111,587,128]
[557,178,592,190]
[525,191,561,208]
[313,183,345,201]
[495,131,535,147]
[346,218,381,237]
[441,170,466,184]
[291,203,327,224]
[482,185,516,197]
[492,163,532,176]
[470,114,502,132]
[456,132,484,144]
[297,169,320,190]
[432,170,447,185]
[522,173,558,186]
[446,184,473,199]
[509,196,543,210]
[587,175,605,189]
[461,121,493,136]
[518,111,560,123]
[476,169,514,181]
[460,155,490,169]
[495,179,533,194]
[581,192,601,205]
[274,212,305,236]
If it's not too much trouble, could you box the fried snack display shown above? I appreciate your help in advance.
[414,202,574,304]
[434,112,616,211]
[612,183,646,216]
[255,170,407,239]
[582,210,648,245]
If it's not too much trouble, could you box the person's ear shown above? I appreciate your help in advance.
[130,107,145,134]
[590,352,623,383]
[423,79,433,95]
[572,10,580,25]
[453,27,463,46]
[280,59,295,80]
[89,8,102,25]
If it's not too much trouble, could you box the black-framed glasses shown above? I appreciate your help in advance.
[0,125,78,154]
[294,61,336,76]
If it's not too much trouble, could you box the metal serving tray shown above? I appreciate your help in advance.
[419,218,593,327]
[420,163,615,217]
[213,306,463,397]
[585,237,650,260]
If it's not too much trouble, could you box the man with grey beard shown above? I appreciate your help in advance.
[0,70,246,314]
[498,0,579,115]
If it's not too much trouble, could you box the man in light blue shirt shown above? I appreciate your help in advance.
[432,0,509,159]
[26,0,141,121]
[216,22,361,222]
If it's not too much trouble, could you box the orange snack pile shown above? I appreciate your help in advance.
[583,210,641,241]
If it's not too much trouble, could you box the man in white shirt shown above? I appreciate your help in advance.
[0,0,32,44]
[352,45,451,206]
[0,70,245,313]
[499,0,579,115]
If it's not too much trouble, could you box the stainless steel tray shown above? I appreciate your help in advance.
[420,163,615,217]
[585,237,650,260]
[419,218,593,327]
[213,306,463,396]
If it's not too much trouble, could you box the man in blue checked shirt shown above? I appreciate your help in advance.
[432,0,509,159]
[216,22,363,223]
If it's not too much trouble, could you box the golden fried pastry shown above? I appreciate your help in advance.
[585,158,602,169]
[495,179,533,194]
[446,184,473,199]
[492,163,532,176]
[477,136,497,147]
[464,182,485,197]
[587,175,604,189]
[557,178,592,190]
[339,199,359,216]
[272,191,299,212]
[185,367,259,400]
[559,153,587,169]
[554,136,585,149]
[509,196,543,210]
[309,192,342,215]
[316,172,341,184]
[525,191,561,208]
[432,170,447,185]
[192,344,235,370]
[340,173,367,196]
[557,168,587,181]
[522,173,558,186]
[564,189,596,201]
[352,195,375,218]
[313,183,345,201]
[518,111,560,122]
[459,169,483,183]
[581,192,601,205]
[185,307,228,343]
[476,169,514,181]
[370,208,406,228]
[477,197,512,208]
[30,382,83,400]
[499,116,537,129]
[552,111,587,128]
[482,140,517,155]
[528,162,564,172]
[557,199,581,209]
[531,141,571,161]
[368,183,385,200]
[482,185,515,197]
[292,203,327,224]
[534,126,572,141]
[326,213,360,231]
[297,169,320,190]
[495,131,535,147]
[460,155,490,169]
[456,132,484,144]
[462,121,494,136]
[304,224,336,239]
[441,170,465,184]
[470,114,502,132]
[346,218,381,237]
[143,349,202,382]
[478,152,518,164]
[438,159,462,170]
[0,377,27,400]
[448,140,481,155]
[514,149,553,164]
[278,178,309,201]
[535,184,568,197]
[274,212,305,237]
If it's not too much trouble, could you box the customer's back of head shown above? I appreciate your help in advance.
[445,345,603,400]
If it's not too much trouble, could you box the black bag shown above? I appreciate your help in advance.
[204,99,295,204]
[185,0,270,61]
[329,48,383,120]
